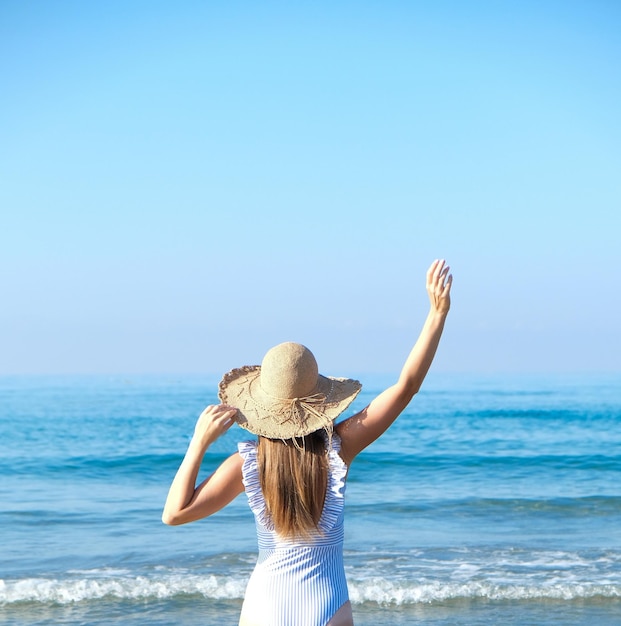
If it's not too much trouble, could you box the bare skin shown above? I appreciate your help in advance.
[326,601,354,626]
[162,259,453,624]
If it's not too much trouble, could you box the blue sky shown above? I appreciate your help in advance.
[1,0,619,376]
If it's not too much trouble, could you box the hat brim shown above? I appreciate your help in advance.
[218,365,362,439]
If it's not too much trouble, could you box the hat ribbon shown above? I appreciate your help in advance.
[261,391,329,427]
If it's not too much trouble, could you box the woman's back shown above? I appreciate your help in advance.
[237,432,350,626]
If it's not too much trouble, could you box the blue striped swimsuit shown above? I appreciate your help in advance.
[237,433,349,626]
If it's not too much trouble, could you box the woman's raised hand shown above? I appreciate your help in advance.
[193,404,237,448]
[426,259,452,315]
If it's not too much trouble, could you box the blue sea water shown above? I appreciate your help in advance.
[1,372,620,625]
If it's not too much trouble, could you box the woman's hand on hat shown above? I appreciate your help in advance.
[192,404,237,449]
[426,259,452,315]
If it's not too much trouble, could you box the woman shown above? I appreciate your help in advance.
[162,259,452,626]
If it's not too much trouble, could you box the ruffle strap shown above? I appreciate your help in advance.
[317,432,347,532]
[237,440,275,531]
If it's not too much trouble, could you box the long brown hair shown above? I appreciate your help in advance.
[257,430,328,538]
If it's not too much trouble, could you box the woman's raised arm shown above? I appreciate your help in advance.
[337,260,452,464]
[162,404,244,526]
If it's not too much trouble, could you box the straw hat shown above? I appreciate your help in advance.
[218,342,362,439]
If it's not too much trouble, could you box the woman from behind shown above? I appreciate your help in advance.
[162,259,453,626]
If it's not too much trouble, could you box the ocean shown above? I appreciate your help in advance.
[1,372,620,625]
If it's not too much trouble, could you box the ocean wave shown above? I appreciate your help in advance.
[348,579,621,604]
[2,571,620,607]
[351,452,621,472]
[0,452,232,479]
[346,495,621,519]
[0,571,247,606]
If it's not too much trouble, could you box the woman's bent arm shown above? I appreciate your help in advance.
[337,260,452,464]
[162,404,244,525]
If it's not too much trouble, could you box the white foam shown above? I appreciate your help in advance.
[347,579,621,604]
[0,572,248,605]
[1,572,620,606]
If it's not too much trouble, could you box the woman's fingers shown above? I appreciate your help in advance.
[427,260,450,287]
[426,259,452,313]
[426,259,440,286]
[217,406,237,430]
[194,404,238,444]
